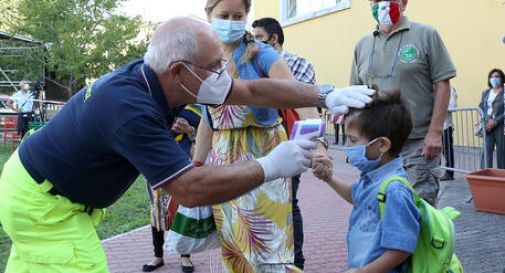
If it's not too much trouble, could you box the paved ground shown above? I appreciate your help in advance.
[439,174,505,273]
[104,149,355,273]
[104,148,505,273]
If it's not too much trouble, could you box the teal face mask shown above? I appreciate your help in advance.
[211,17,246,44]
[489,77,502,88]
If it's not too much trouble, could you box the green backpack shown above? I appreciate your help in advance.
[378,176,464,273]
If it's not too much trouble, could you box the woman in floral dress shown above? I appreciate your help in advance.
[192,1,325,272]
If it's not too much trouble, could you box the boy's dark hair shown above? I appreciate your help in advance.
[347,90,412,156]
[251,17,285,46]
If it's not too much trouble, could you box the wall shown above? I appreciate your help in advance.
[254,0,505,108]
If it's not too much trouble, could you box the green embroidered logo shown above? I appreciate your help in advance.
[84,83,94,103]
[399,44,418,63]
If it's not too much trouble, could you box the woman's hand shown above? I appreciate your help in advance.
[486,119,497,132]
[172,118,193,135]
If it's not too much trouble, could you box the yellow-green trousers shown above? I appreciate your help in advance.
[0,151,108,273]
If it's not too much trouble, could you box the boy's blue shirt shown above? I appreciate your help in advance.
[348,156,421,272]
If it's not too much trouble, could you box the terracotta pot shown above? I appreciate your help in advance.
[465,168,505,214]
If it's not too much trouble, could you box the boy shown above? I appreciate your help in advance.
[313,92,421,273]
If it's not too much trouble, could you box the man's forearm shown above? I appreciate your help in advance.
[228,79,319,109]
[429,80,451,134]
[164,161,264,208]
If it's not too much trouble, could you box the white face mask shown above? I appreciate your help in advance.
[23,84,30,91]
[179,62,232,105]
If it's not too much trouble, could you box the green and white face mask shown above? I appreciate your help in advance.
[372,1,401,26]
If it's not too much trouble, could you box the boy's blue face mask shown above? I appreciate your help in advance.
[337,138,382,173]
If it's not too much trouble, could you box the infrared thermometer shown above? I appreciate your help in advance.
[289,119,325,141]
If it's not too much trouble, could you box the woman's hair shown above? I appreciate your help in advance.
[205,0,257,64]
[347,90,413,156]
[241,32,259,64]
[487,68,505,89]
[205,0,251,13]
[144,22,199,74]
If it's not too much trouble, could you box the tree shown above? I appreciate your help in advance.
[0,0,20,32]
[9,0,149,99]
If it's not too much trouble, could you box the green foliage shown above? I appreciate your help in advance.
[0,0,20,32]
[0,230,10,271]
[8,0,149,97]
[0,39,44,93]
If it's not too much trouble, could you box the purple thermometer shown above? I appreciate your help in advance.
[289,119,325,140]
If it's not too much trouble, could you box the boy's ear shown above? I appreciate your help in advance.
[378,137,392,154]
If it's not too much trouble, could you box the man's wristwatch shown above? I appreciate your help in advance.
[318,84,334,108]
[314,137,329,149]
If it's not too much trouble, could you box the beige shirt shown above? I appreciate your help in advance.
[350,17,456,139]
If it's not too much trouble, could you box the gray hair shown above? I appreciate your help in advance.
[144,19,202,74]
[19,79,30,87]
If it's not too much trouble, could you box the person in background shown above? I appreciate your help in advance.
[332,114,347,145]
[350,0,457,205]
[194,1,332,272]
[440,86,458,180]
[252,17,317,270]
[478,68,505,169]
[8,80,34,138]
[142,105,201,273]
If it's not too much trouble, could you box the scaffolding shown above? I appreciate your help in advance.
[0,31,44,94]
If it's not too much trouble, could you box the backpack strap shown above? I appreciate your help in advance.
[377,176,421,218]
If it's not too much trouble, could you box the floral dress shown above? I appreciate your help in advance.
[147,105,201,231]
[204,40,301,273]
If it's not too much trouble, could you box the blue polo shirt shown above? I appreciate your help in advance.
[18,59,193,208]
[348,157,421,272]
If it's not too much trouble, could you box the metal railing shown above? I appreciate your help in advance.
[443,107,487,174]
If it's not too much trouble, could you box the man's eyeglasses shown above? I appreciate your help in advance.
[178,59,229,76]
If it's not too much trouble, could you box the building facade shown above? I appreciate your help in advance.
[253,0,505,107]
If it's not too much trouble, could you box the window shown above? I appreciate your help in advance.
[281,0,352,25]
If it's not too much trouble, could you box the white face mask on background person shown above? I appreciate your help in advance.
[23,83,30,92]
[178,62,233,105]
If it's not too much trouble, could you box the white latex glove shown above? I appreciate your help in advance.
[326,85,376,115]
[256,140,316,182]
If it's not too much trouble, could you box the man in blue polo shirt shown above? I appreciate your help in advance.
[0,17,375,273]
